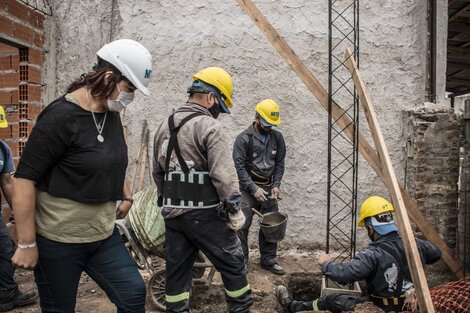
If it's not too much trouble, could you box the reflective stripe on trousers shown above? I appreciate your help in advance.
[225,284,251,298]
[166,292,190,303]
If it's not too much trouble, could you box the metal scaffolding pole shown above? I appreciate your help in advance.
[327,0,360,262]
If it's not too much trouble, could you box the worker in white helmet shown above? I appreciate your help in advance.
[11,39,153,313]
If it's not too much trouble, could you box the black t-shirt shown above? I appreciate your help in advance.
[15,96,128,203]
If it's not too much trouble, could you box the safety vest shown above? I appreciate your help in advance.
[162,112,220,209]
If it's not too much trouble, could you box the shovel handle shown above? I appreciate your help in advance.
[251,208,264,218]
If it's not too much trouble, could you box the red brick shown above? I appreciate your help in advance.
[20,103,42,119]
[0,89,19,105]
[12,22,34,44]
[29,10,44,30]
[27,65,40,84]
[0,127,11,139]
[28,48,43,65]
[0,15,14,37]
[3,138,19,156]
[0,72,19,88]
[7,0,30,22]
[33,31,44,48]
[23,84,41,102]
[0,42,17,53]
[0,55,19,70]
[0,0,7,11]
[10,123,18,138]
[6,111,19,123]
[19,84,41,102]
[19,120,33,137]
[11,54,19,69]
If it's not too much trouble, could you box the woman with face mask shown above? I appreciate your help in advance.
[11,39,153,313]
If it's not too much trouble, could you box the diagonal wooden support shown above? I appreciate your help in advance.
[345,48,434,312]
[234,0,464,279]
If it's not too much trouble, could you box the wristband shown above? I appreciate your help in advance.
[122,197,134,205]
[17,242,37,249]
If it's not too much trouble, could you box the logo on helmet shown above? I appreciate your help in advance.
[144,69,152,79]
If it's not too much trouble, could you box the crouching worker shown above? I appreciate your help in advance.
[153,67,252,313]
[277,196,441,313]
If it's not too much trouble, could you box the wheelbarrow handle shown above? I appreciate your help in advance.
[251,208,264,218]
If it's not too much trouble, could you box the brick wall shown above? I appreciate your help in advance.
[0,0,45,219]
[0,0,45,162]
[403,107,460,249]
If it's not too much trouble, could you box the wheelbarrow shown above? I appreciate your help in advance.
[116,185,217,311]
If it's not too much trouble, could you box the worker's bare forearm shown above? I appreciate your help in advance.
[1,172,14,208]
[13,178,37,243]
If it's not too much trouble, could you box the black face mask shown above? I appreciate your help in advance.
[208,102,221,119]
[256,123,271,135]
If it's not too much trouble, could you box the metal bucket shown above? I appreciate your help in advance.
[258,212,288,243]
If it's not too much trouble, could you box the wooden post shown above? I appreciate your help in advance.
[137,128,150,192]
[233,0,464,278]
[130,120,148,193]
[345,48,434,312]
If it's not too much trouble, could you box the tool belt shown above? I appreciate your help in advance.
[370,294,406,308]
[248,169,272,186]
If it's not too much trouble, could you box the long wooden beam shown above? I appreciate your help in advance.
[346,48,434,312]
[234,0,464,278]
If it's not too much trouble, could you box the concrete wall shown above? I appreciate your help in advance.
[44,0,433,249]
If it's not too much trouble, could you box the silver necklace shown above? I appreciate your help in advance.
[86,91,107,143]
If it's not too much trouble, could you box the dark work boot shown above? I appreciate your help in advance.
[276,285,292,313]
[261,262,285,275]
[0,290,38,312]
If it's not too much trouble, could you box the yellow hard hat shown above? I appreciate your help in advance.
[255,99,281,126]
[358,196,394,227]
[193,67,233,109]
[0,106,8,128]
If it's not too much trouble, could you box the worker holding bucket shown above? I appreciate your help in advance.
[233,99,287,275]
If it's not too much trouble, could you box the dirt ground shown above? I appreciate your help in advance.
[9,248,453,313]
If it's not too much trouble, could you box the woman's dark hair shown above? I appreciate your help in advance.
[66,58,123,98]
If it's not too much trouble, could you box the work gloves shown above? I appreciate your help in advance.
[253,187,269,202]
[271,187,281,200]
[228,210,246,231]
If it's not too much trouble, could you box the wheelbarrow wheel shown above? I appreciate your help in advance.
[192,252,206,279]
[129,246,146,270]
[149,268,166,311]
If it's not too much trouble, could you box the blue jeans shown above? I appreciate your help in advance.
[0,211,17,295]
[34,227,146,313]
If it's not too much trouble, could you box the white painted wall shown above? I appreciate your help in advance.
[43,0,434,249]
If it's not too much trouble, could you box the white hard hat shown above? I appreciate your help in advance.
[97,39,153,95]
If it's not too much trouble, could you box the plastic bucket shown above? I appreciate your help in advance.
[258,212,288,243]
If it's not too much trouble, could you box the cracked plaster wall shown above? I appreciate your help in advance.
[43,0,432,249]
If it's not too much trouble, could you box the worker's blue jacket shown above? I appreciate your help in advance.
[321,232,441,298]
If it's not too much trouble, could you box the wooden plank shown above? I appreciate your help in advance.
[137,128,149,192]
[234,0,464,278]
[345,48,434,312]
[130,120,148,193]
